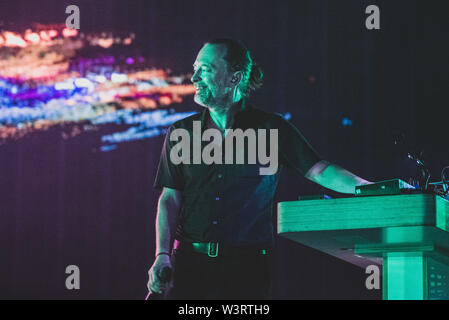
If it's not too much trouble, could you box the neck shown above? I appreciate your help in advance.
[208,99,244,131]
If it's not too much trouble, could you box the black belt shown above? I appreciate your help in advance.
[173,240,270,258]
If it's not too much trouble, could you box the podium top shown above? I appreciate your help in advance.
[278,194,449,234]
[277,194,449,268]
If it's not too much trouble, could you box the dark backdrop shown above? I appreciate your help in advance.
[0,0,448,299]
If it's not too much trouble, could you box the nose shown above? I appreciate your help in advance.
[191,69,201,83]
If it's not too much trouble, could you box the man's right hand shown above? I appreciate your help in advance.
[147,254,173,294]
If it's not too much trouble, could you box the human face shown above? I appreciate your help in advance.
[191,44,233,108]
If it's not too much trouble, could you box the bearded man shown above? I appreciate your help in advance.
[147,38,371,299]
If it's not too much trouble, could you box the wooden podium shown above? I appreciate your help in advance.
[277,194,449,300]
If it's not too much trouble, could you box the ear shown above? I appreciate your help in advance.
[230,71,242,87]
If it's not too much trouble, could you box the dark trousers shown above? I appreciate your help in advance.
[165,247,272,300]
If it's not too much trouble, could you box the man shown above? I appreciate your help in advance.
[147,39,371,299]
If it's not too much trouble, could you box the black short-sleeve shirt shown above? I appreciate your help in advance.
[154,100,322,246]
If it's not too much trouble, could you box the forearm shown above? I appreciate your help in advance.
[155,194,181,255]
[305,160,372,194]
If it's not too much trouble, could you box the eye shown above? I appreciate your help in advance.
[193,65,211,73]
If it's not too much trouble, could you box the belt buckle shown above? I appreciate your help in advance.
[208,242,219,257]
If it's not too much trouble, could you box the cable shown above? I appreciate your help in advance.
[442,166,449,196]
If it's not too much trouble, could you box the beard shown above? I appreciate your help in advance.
[194,87,215,107]
[194,86,231,109]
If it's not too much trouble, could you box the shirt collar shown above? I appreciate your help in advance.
[201,99,250,129]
